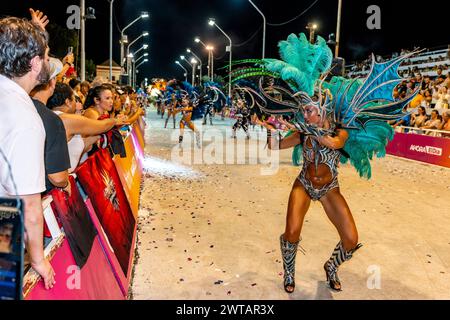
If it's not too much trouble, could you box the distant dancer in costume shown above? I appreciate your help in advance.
[231,98,251,139]
[164,93,179,129]
[178,97,201,148]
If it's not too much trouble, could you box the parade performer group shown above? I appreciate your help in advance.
[229,32,419,293]
[152,79,230,148]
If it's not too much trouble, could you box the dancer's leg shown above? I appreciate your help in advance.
[319,188,358,251]
[179,120,185,144]
[243,121,250,139]
[284,179,311,243]
[320,188,361,291]
[187,121,201,148]
[164,111,171,128]
[280,179,311,293]
[232,121,239,138]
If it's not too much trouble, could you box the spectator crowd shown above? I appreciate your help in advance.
[348,48,450,77]
[347,48,450,137]
[0,9,146,290]
[389,67,450,137]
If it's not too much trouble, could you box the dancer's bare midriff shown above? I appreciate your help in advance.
[304,163,333,189]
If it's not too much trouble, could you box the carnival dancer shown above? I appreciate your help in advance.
[231,98,251,139]
[164,93,179,129]
[202,96,215,126]
[230,33,419,293]
[160,97,167,119]
[178,97,201,148]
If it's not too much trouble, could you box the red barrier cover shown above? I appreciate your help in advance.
[386,132,450,168]
[26,124,144,300]
[113,131,143,218]
[76,148,136,277]
[49,176,97,269]
[25,238,124,300]
[25,181,124,300]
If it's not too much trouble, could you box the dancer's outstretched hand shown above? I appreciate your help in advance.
[278,118,296,130]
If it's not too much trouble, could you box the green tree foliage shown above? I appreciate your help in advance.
[85,59,96,80]
[47,23,79,59]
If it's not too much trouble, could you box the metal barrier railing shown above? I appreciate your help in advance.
[394,125,450,137]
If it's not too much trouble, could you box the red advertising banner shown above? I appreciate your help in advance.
[386,133,450,168]
[84,199,136,296]
[132,121,145,151]
[25,185,124,300]
[48,176,97,269]
[25,238,124,300]
[26,122,145,300]
[76,148,136,277]
[113,131,143,218]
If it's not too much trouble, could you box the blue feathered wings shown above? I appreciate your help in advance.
[229,33,419,179]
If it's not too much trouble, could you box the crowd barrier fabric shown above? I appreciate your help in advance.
[114,130,143,218]
[76,147,136,278]
[24,121,145,300]
[386,132,450,168]
[23,189,124,300]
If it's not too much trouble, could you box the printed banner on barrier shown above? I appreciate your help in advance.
[25,184,124,300]
[133,121,145,151]
[25,238,124,300]
[48,176,97,269]
[386,133,450,168]
[114,129,144,218]
[76,148,136,276]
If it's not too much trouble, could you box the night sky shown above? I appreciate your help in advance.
[2,0,447,83]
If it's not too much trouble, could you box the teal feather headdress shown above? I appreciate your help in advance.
[263,33,333,95]
[227,34,419,179]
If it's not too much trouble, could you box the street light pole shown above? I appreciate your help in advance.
[127,33,148,62]
[132,58,135,87]
[248,0,266,59]
[136,59,148,69]
[135,59,148,87]
[306,22,318,44]
[335,0,343,58]
[195,37,210,79]
[133,53,148,87]
[175,61,188,82]
[134,44,148,57]
[209,19,232,98]
[208,51,211,78]
[108,0,114,82]
[80,0,85,81]
[187,49,202,84]
[135,53,148,64]
[126,32,148,84]
[207,46,215,81]
[120,12,149,70]
[189,59,198,86]
[180,56,194,85]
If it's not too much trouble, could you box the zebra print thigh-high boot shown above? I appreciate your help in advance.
[324,241,362,291]
[280,234,300,293]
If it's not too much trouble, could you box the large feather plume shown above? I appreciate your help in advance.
[262,33,333,95]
